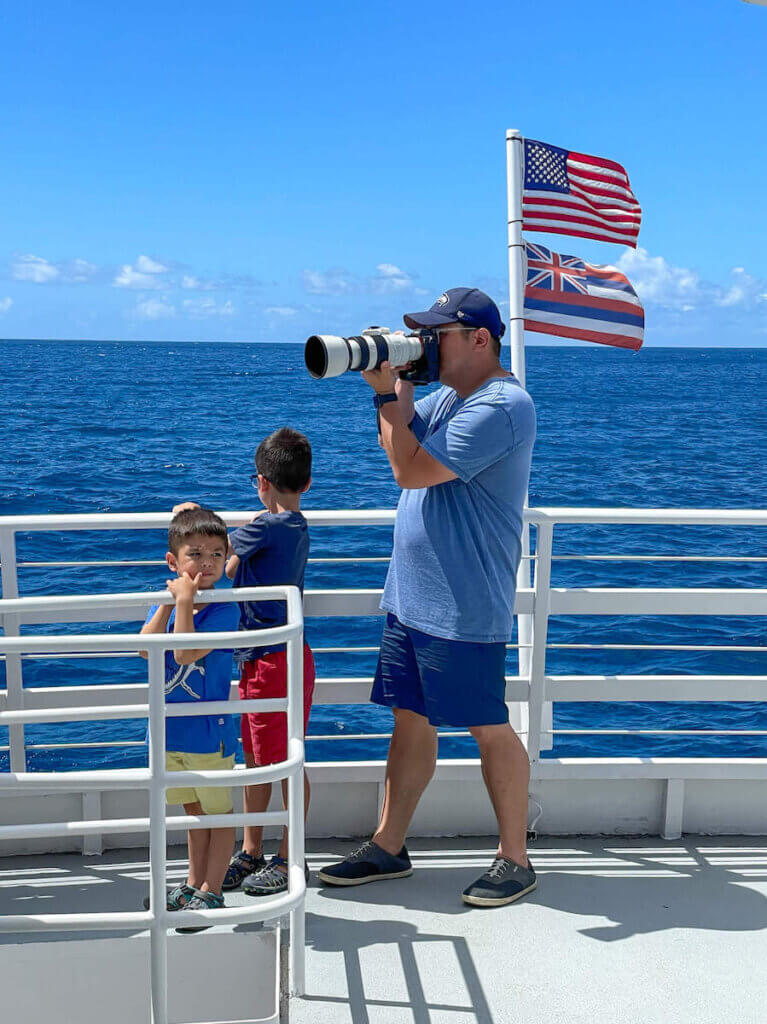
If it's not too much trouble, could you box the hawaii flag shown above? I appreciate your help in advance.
[523,241,644,351]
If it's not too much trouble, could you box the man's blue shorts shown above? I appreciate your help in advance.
[371,613,509,728]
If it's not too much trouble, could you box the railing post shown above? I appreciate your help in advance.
[527,522,554,762]
[286,615,305,998]
[147,645,168,1024]
[514,535,533,744]
[0,529,26,772]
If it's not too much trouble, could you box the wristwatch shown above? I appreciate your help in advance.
[372,392,398,409]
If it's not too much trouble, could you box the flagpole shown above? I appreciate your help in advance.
[506,129,526,387]
[505,128,535,748]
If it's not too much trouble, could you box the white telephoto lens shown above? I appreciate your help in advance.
[304,335,353,378]
[304,331,425,379]
[384,334,424,368]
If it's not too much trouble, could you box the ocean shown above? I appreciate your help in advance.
[2,340,767,770]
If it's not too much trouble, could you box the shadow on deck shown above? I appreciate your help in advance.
[2,836,767,1023]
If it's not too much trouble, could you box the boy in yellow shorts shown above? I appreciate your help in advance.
[140,507,239,929]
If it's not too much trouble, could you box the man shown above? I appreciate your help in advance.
[319,288,537,907]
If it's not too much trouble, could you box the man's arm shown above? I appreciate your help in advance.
[364,362,457,489]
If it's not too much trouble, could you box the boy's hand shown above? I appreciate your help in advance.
[167,572,202,603]
[172,501,200,514]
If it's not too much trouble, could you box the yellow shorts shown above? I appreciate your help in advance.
[165,749,235,814]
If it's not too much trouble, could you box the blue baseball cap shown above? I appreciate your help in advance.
[403,287,506,339]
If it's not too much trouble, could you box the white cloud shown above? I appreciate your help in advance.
[616,248,767,315]
[64,258,99,282]
[10,254,100,285]
[181,274,216,291]
[134,298,176,319]
[12,254,60,283]
[114,266,163,289]
[0,297,12,314]
[377,263,405,278]
[371,263,417,293]
[135,254,168,274]
[303,263,422,297]
[114,254,170,289]
[616,247,702,308]
[264,306,298,317]
[715,266,767,308]
[182,298,235,317]
[302,268,356,295]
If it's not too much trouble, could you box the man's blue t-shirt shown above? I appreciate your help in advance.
[381,375,536,643]
[230,511,309,662]
[144,600,239,755]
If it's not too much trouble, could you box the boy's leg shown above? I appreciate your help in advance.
[243,749,272,856]
[192,764,236,896]
[276,771,310,863]
[275,643,315,863]
[184,801,209,890]
[240,671,271,856]
[199,818,236,896]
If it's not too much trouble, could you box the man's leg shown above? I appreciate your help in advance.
[459,721,536,907]
[469,721,530,867]
[318,708,436,886]
[373,707,438,855]
[319,616,433,886]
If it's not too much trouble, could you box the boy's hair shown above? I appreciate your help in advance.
[168,507,229,555]
[255,427,312,493]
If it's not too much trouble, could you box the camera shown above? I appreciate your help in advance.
[304,327,439,385]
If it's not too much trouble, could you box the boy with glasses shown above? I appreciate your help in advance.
[223,427,315,896]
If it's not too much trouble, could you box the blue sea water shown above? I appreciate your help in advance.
[2,340,767,770]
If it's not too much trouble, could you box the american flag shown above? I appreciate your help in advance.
[522,139,641,248]
[523,241,644,351]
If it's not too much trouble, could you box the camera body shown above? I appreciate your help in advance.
[304,327,440,385]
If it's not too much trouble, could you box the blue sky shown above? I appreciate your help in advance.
[1,0,765,345]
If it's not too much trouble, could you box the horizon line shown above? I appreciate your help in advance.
[2,337,766,350]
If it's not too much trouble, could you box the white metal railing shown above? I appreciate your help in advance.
[3,507,767,839]
[0,585,307,1024]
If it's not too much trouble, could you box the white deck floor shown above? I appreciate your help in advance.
[2,836,766,1024]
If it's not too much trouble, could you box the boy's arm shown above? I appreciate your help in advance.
[138,604,173,659]
[169,574,215,665]
[226,512,267,579]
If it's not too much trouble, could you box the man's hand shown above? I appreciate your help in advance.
[363,360,409,395]
[172,501,200,515]
[167,572,201,603]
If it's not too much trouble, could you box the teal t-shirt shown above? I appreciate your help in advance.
[380,375,536,643]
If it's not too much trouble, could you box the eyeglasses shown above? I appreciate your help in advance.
[249,473,260,489]
[435,325,477,340]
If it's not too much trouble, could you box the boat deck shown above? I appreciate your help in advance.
[2,835,766,1024]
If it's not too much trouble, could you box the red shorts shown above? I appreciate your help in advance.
[239,645,315,766]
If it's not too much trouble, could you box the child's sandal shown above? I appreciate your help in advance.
[222,851,266,891]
